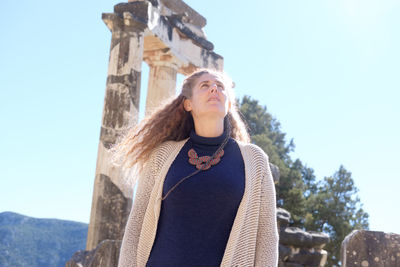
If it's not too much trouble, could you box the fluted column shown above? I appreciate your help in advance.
[86,11,145,251]
[144,50,181,117]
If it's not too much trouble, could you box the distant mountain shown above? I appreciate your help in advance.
[0,211,88,267]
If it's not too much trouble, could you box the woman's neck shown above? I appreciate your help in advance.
[193,118,224,137]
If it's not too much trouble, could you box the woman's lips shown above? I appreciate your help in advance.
[208,97,220,102]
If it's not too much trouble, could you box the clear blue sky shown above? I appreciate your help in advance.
[1,0,399,235]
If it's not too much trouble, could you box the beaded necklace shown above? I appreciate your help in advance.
[161,122,231,201]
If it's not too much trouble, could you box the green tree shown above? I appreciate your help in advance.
[238,95,369,266]
[304,166,369,266]
[239,96,307,225]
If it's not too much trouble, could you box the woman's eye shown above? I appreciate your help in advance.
[199,82,224,90]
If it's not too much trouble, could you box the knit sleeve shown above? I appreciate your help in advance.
[118,151,158,267]
[254,156,279,266]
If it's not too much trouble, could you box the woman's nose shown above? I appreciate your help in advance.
[210,83,218,92]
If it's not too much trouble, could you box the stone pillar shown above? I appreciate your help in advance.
[86,11,145,251]
[143,50,180,117]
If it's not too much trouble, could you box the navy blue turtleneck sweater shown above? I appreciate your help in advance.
[146,130,245,267]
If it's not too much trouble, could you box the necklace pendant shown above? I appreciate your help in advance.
[188,148,224,170]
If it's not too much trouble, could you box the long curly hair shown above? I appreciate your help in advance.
[112,69,250,172]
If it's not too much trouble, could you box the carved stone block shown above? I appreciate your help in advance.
[341,230,400,267]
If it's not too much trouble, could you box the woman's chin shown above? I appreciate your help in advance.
[205,109,228,119]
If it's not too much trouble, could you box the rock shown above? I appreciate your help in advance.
[279,244,292,261]
[309,231,330,248]
[280,227,330,249]
[66,250,91,267]
[280,227,313,247]
[341,230,400,267]
[277,207,291,228]
[66,239,121,267]
[288,248,327,266]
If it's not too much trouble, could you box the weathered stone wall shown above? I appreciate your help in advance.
[341,230,400,267]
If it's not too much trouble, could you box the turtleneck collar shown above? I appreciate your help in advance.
[189,128,228,146]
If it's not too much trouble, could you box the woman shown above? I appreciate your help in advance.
[116,69,278,267]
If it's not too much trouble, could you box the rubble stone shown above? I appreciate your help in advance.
[277,207,291,228]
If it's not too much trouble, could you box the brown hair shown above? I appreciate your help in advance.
[112,69,250,172]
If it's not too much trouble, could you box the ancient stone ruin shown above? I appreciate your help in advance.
[277,208,330,267]
[341,230,400,267]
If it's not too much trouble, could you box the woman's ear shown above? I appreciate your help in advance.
[184,99,192,112]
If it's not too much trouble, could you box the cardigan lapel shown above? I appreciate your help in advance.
[220,142,264,266]
[220,142,251,266]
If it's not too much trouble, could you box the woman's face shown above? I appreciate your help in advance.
[184,73,231,119]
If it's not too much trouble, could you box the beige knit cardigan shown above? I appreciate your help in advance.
[118,139,279,267]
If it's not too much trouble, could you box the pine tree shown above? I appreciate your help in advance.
[304,166,369,266]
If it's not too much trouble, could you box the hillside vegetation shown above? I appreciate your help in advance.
[0,212,87,267]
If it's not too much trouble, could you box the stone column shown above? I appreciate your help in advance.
[143,50,181,117]
[86,12,146,251]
